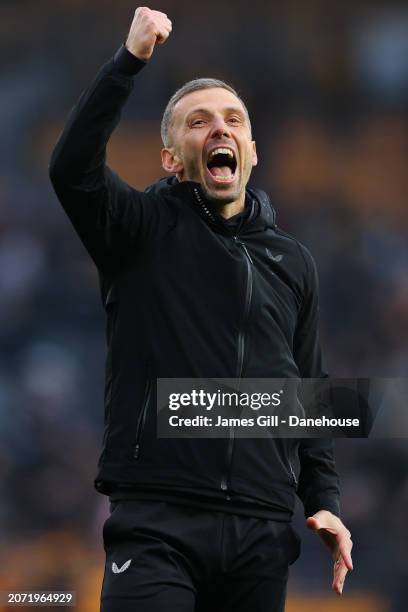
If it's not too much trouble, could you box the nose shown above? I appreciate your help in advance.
[209,115,231,139]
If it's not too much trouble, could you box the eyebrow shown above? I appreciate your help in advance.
[185,107,246,122]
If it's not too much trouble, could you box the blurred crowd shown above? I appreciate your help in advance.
[0,1,407,610]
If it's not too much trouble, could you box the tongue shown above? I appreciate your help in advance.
[209,166,233,178]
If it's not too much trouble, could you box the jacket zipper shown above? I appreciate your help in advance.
[220,236,253,494]
[133,375,152,459]
[192,186,255,495]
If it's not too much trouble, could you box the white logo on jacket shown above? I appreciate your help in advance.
[266,248,283,262]
[112,559,132,574]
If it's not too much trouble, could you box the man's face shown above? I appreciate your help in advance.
[162,88,257,205]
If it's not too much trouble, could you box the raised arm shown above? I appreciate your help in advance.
[49,8,172,273]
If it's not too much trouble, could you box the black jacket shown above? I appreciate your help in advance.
[49,45,340,521]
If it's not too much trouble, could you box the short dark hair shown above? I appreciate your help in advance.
[161,78,251,147]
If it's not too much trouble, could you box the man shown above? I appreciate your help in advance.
[49,7,353,611]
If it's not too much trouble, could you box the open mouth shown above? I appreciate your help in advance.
[206,147,237,184]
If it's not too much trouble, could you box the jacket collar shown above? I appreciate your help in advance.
[145,176,277,234]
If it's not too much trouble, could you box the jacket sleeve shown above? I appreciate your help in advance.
[293,245,341,518]
[49,46,159,274]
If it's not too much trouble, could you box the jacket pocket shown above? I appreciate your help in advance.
[103,285,119,431]
[132,373,152,460]
[287,458,298,488]
[105,284,119,343]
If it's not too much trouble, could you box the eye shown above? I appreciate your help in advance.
[228,116,242,124]
[191,119,206,127]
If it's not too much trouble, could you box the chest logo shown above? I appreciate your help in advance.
[266,249,283,262]
[112,559,132,574]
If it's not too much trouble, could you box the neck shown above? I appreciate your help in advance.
[213,192,246,219]
[175,177,247,219]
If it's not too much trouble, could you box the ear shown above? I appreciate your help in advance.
[161,147,184,175]
[251,140,258,167]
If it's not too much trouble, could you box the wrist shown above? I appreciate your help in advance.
[124,41,148,62]
[113,44,148,76]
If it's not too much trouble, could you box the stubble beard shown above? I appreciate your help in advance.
[203,186,241,206]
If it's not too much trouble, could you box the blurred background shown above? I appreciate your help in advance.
[0,0,407,610]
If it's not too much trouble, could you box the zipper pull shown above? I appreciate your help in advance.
[241,243,253,264]
[233,236,253,264]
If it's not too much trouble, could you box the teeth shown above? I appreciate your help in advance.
[209,147,235,159]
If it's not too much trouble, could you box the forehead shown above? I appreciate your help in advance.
[172,87,248,124]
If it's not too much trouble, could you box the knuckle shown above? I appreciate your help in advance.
[144,18,156,30]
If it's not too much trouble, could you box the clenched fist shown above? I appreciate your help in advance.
[125,7,172,61]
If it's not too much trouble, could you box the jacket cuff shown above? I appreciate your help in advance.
[304,496,341,519]
[113,45,148,76]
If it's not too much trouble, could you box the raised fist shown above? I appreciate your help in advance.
[125,7,172,61]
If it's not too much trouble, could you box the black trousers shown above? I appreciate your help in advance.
[100,500,301,612]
